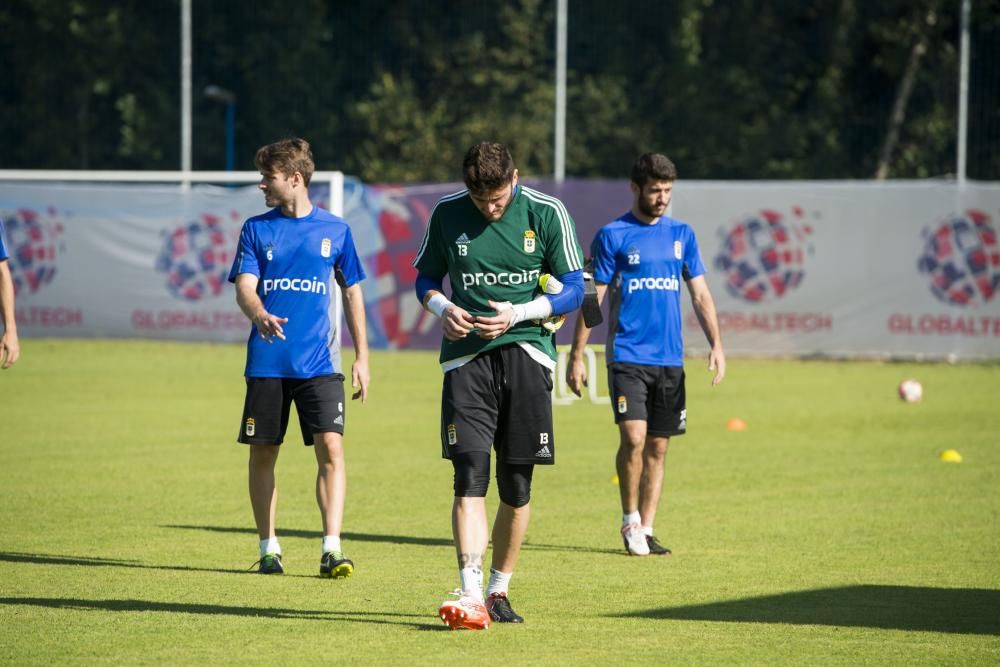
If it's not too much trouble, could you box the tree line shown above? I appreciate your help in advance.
[1,0,997,181]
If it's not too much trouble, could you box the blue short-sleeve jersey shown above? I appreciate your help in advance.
[591,211,705,367]
[228,206,366,379]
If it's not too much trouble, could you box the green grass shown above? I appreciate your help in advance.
[0,340,998,665]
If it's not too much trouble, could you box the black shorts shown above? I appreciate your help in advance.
[238,374,346,446]
[441,344,555,465]
[607,363,686,437]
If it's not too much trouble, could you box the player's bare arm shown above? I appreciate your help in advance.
[342,282,370,402]
[235,273,288,343]
[566,283,606,395]
[687,275,726,385]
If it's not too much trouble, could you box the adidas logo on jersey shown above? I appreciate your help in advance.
[536,445,552,458]
[455,233,471,245]
[334,415,344,426]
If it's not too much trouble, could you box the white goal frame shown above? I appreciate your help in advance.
[0,170,345,216]
[0,169,347,350]
[553,344,610,405]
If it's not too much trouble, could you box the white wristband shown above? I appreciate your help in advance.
[517,295,553,322]
[426,293,454,318]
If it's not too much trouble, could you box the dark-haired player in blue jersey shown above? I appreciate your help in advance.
[229,138,370,577]
[414,142,584,629]
[567,153,725,557]
[0,219,19,369]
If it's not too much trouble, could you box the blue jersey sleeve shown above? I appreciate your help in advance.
[590,228,617,285]
[228,223,260,283]
[415,273,444,303]
[335,226,366,287]
[0,219,9,261]
[545,269,584,315]
[682,228,705,281]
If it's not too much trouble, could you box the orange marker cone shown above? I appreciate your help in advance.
[726,418,747,432]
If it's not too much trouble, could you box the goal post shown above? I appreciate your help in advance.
[553,344,610,405]
[0,170,345,214]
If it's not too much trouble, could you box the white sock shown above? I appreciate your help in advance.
[322,535,342,554]
[485,568,512,598]
[642,526,654,537]
[260,538,281,557]
[623,511,641,527]
[460,567,484,600]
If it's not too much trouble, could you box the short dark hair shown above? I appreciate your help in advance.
[463,142,515,194]
[255,138,315,186]
[630,153,677,187]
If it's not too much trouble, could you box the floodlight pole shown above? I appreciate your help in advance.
[180,0,192,189]
[957,0,970,185]
[554,0,567,183]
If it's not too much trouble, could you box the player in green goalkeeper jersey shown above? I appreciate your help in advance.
[414,142,584,629]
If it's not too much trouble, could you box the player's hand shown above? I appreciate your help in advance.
[253,312,288,343]
[351,357,369,402]
[566,356,588,397]
[474,301,515,339]
[0,332,19,369]
[708,347,726,386]
[441,304,476,341]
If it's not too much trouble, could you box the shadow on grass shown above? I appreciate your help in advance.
[165,524,452,547]
[164,524,618,554]
[615,585,1000,635]
[0,597,430,628]
[0,552,315,578]
[0,552,245,575]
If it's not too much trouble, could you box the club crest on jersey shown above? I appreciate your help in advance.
[245,417,256,437]
[674,240,682,260]
[447,423,458,446]
[321,238,332,258]
[617,395,627,414]
[523,230,536,253]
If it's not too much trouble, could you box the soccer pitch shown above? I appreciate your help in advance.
[1,340,998,665]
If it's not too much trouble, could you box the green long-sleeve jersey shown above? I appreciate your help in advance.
[413,185,584,366]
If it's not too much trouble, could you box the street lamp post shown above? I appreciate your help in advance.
[204,85,237,171]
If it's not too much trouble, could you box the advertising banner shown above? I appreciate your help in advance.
[2,179,998,360]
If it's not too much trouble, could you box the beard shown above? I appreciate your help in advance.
[638,199,667,219]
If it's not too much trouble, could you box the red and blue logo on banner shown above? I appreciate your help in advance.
[917,210,999,307]
[155,214,236,302]
[4,208,64,297]
[714,208,813,303]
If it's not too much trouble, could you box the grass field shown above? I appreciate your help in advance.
[0,339,998,665]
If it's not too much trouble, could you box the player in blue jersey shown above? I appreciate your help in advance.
[414,142,585,629]
[566,153,725,556]
[228,138,370,577]
[0,219,19,369]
